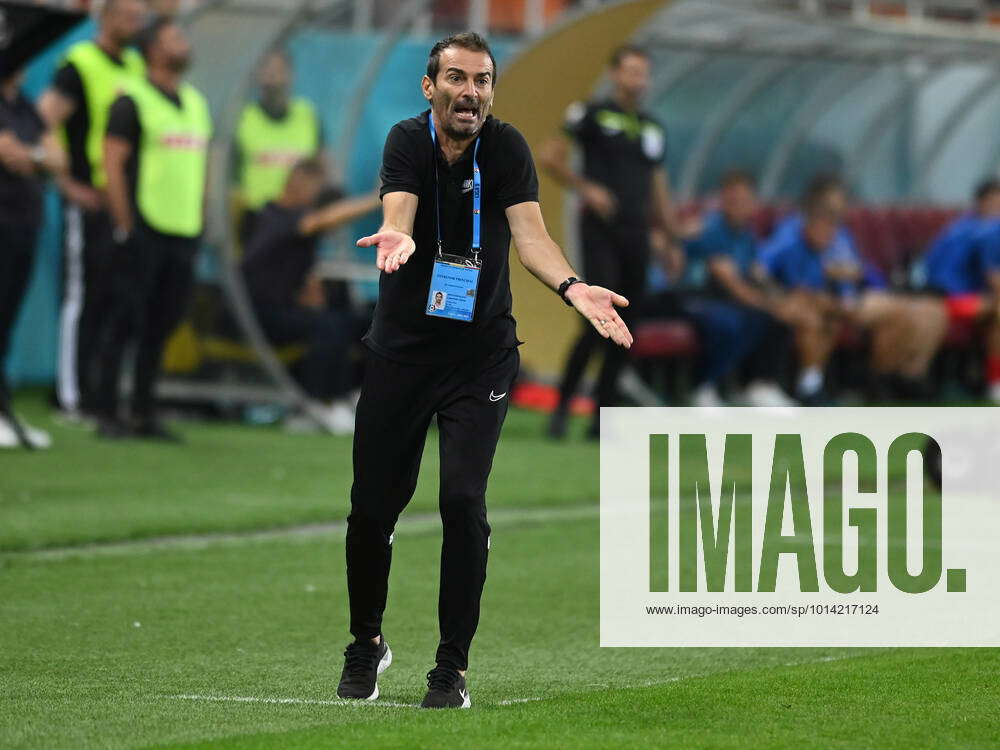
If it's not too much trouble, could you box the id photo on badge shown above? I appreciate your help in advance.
[429,290,447,312]
[426,252,480,322]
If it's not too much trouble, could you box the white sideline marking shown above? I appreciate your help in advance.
[12,504,599,561]
[163,694,418,709]
[161,652,875,714]
[620,650,880,691]
[164,693,546,709]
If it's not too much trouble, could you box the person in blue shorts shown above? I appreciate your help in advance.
[681,170,795,406]
[758,176,946,403]
[924,179,1000,402]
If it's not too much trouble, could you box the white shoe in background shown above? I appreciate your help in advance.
[691,384,725,407]
[989,382,1000,405]
[286,400,356,436]
[743,381,796,408]
[283,412,321,434]
[23,422,52,449]
[0,416,19,448]
[0,415,50,449]
[317,401,355,436]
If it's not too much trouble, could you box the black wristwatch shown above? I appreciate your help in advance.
[558,277,585,305]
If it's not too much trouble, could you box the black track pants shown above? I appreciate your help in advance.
[346,344,520,671]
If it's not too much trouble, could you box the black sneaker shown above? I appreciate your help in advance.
[336,638,392,700]
[96,416,133,440]
[420,666,471,709]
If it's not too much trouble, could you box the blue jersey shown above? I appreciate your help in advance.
[924,214,997,294]
[761,214,885,292]
[759,228,826,290]
[693,211,758,273]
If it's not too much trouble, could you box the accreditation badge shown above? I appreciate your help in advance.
[426,252,482,323]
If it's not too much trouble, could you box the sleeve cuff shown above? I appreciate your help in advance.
[379,183,420,199]
[500,192,540,209]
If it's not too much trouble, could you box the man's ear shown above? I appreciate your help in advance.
[421,75,433,102]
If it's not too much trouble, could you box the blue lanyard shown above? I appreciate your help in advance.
[428,111,481,259]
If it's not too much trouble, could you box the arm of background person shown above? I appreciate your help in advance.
[39,83,102,210]
[707,256,769,309]
[650,166,680,241]
[300,191,379,236]
[537,135,616,220]
[103,134,134,236]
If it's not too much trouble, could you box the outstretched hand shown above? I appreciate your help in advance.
[357,229,416,273]
[565,283,633,348]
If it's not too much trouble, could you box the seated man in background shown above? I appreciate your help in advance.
[681,170,795,407]
[241,157,378,434]
[924,178,1000,402]
[759,176,947,404]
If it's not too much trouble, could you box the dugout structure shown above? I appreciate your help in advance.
[168,0,1000,405]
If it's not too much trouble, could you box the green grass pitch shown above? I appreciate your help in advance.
[2,394,998,748]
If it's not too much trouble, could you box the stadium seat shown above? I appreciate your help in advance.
[630,319,700,359]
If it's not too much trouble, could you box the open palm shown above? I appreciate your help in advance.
[567,284,633,348]
[356,229,416,273]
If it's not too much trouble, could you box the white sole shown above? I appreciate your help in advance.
[362,644,393,701]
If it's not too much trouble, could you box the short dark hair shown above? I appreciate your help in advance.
[610,44,650,69]
[719,169,756,191]
[802,173,845,217]
[426,31,497,83]
[974,177,1000,203]
[136,15,173,61]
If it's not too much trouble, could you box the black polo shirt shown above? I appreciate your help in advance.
[564,98,666,225]
[0,88,44,227]
[366,110,538,364]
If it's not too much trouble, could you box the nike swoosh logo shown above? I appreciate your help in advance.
[489,391,506,402]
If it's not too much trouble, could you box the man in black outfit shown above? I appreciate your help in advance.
[336,32,633,709]
[38,0,145,418]
[96,17,210,440]
[540,45,679,439]
[0,69,65,448]
[241,157,378,434]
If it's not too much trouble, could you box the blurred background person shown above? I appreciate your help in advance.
[759,176,947,404]
[147,0,182,17]
[540,44,678,439]
[240,157,378,434]
[0,68,67,449]
[234,47,326,246]
[680,170,795,407]
[95,15,210,440]
[978,223,1000,403]
[924,178,1000,402]
[38,0,145,420]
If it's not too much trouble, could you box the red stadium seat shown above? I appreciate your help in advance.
[630,319,700,359]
